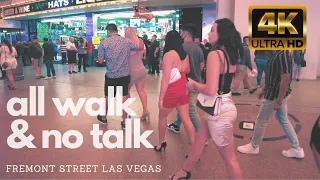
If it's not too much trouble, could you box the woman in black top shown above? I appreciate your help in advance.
[169,18,243,180]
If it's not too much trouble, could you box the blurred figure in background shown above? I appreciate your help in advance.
[293,50,306,82]
[42,38,56,80]
[231,36,257,96]
[29,36,44,79]
[77,37,88,72]
[148,35,160,75]
[0,39,18,90]
[254,50,274,88]
[60,41,67,65]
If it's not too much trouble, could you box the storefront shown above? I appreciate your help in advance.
[0,19,23,43]
[1,0,215,64]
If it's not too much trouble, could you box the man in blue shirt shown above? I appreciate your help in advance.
[96,24,138,129]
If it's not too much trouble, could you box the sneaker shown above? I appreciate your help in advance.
[167,123,180,133]
[36,76,42,79]
[40,76,45,78]
[52,76,56,79]
[72,71,78,74]
[68,71,72,74]
[97,115,108,125]
[232,92,242,96]
[282,148,305,158]
[249,88,258,94]
[45,76,51,80]
[237,143,259,154]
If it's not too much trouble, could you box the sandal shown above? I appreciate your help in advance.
[170,168,191,180]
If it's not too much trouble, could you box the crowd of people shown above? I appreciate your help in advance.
[0,17,318,178]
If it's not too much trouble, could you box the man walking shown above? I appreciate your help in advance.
[167,24,204,134]
[96,24,139,129]
[237,50,305,159]
[232,36,257,96]
[29,36,44,79]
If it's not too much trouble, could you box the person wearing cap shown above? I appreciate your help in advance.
[28,36,44,79]
[96,23,141,129]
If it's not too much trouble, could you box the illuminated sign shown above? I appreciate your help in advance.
[4,5,30,16]
[76,0,103,5]
[48,0,70,9]
[133,6,154,22]
[2,0,117,18]
[249,5,306,50]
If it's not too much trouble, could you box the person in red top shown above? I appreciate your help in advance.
[86,41,93,67]
[154,30,195,153]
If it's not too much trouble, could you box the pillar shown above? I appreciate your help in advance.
[85,13,93,42]
[216,0,235,22]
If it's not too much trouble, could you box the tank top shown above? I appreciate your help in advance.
[201,49,235,94]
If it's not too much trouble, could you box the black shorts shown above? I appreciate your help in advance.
[104,75,130,97]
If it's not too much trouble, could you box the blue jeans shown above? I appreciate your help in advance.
[44,60,56,77]
[255,58,269,86]
[251,95,300,149]
[173,92,200,132]
[87,53,93,66]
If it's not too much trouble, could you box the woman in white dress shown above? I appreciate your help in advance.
[0,39,18,90]
[125,27,150,121]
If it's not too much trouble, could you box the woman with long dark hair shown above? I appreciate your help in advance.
[0,39,18,90]
[310,115,320,172]
[169,18,243,179]
[154,30,195,152]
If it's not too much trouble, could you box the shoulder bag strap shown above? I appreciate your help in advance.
[216,49,226,95]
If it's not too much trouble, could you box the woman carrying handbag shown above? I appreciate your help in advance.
[0,39,18,90]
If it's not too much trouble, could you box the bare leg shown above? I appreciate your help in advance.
[135,80,148,115]
[156,107,173,149]
[122,95,129,123]
[6,70,15,88]
[217,141,243,179]
[176,104,195,144]
[169,118,211,180]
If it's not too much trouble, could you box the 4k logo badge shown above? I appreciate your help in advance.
[249,5,306,50]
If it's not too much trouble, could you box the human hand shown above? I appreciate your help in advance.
[187,78,196,91]
[158,99,163,109]
[274,101,281,111]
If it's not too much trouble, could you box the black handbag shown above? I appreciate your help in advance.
[301,59,306,67]
[196,50,226,116]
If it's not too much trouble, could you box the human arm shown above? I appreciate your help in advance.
[199,48,205,71]
[244,47,253,71]
[188,50,222,96]
[154,41,160,57]
[274,52,291,111]
[97,44,105,64]
[158,51,174,108]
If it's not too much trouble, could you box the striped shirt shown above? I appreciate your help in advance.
[60,45,67,53]
[264,50,292,100]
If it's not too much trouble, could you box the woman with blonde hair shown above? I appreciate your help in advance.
[0,39,18,90]
[125,27,150,121]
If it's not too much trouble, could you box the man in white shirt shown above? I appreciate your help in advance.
[66,37,78,74]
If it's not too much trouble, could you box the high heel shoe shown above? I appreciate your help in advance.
[140,111,150,121]
[121,121,126,129]
[7,85,16,90]
[154,142,167,152]
[170,168,191,180]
